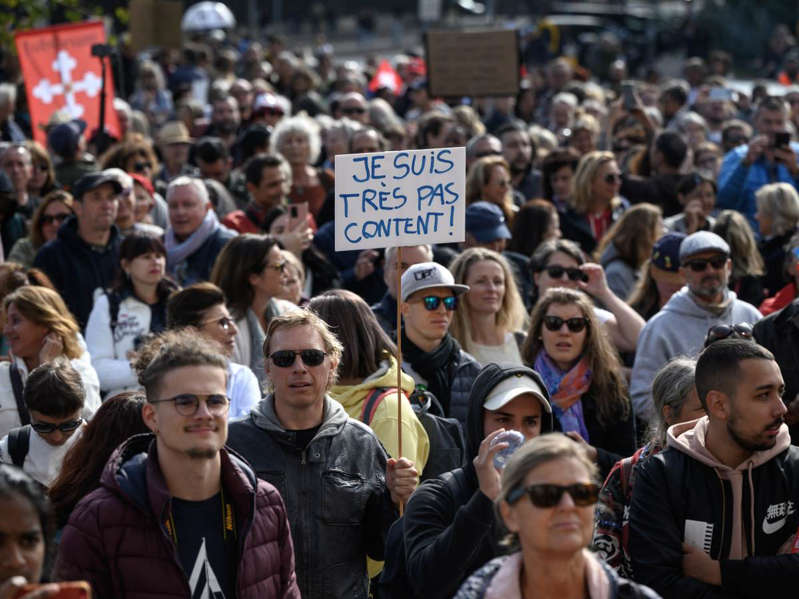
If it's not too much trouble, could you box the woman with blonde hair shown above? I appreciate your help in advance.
[521,287,634,477]
[561,150,628,254]
[455,433,657,599]
[465,156,517,225]
[712,210,766,306]
[0,286,100,436]
[595,202,663,300]
[755,182,799,294]
[449,248,528,365]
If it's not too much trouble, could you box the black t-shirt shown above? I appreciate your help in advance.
[171,493,236,599]
[288,425,321,452]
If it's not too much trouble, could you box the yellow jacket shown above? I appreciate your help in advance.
[329,354,430,474]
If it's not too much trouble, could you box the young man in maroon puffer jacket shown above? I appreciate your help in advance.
[55,330,300,599]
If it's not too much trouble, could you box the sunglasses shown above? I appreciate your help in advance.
[150,393,230,416]
[414,295,458,311]
[31,418,83,435]
[40,213,71,225]
[506,482,600,507]
[263,108,285,116]
[342,106,366,115]
[543,315,589,333]
[132,161,150,173]
[704,322,754,347]
[604,172,622,184]
[542,265,587,282]
[264,261,287,273]
[683,255,727,272]
[269,349,327,368]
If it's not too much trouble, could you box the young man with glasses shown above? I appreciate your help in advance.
[399,262,481,427]
[630,339,799,599]
[227,310,417,599]
[56,331,300,598]
[631,231,762,422]
[0,357,86,487]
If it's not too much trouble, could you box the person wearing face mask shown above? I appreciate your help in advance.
[400,363,554,599]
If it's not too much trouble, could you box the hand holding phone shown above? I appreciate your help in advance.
[10,581,91,599]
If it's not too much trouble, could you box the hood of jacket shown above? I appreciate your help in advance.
[465,363,554,461]
[667,416,792,559]
[329,354,415,411]
[661,286,737,319]
[249,392,349,445]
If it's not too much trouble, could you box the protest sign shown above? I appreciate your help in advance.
[15,21,120,145]
[425,29,519,97]
[334,147,466,252]
[129,0,183,52]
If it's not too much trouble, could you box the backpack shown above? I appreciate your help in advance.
[359,386,466,481]
[7,425,31,468]
[375,469,468,599]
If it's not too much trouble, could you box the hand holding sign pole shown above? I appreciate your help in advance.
[335,147,466,512]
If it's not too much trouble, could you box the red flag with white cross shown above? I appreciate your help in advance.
[15,20,120,145]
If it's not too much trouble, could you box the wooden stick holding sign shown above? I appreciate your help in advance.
[334,147,466,512]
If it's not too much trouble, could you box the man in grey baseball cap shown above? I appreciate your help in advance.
[400,262,480,426]
[630,230,762,422]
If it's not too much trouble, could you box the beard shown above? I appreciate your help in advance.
[727,414,782,453]
[186,447,218,459]
[691,275,726,299]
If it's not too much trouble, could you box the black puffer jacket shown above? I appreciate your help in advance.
[403,364,554,599]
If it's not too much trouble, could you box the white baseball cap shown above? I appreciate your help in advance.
[483,374,551,412]
[401,262,469,302]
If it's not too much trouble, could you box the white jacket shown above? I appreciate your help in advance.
[85,292,152,397]
[0,357,101,438]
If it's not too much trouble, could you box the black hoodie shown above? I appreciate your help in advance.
[403,364,554,599]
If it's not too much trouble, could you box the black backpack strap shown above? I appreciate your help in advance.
[360,387,395,426]
[9,364,29,426]
[107,290,122,337]
[7,426,31,468]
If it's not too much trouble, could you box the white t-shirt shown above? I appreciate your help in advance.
[468,333,523,366]
[0,424,84,487]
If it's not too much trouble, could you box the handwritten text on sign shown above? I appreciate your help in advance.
[334,147,465,251]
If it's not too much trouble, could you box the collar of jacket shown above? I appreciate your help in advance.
[102,433,258,535]
[250,393,348,447]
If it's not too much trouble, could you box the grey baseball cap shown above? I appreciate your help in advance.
[679,231,730,263]
[400,262,469,302]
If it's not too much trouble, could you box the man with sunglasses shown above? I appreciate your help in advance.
[399,262,481,427]
[56,331,300,598]
[629,339,799,599]
[631,231,761,422]
[0,357,86,487]
[227,310,417,599]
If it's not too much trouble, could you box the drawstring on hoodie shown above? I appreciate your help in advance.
[748,461,756,556]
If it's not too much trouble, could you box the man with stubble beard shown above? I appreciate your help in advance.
[630,231,762,423]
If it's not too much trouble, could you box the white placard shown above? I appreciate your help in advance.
[334,147,465,252]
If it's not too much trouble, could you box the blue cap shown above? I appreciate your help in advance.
[651,232,686,272]
[47,119,86,157]
[466,201,511,242]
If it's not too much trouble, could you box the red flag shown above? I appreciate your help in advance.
[368,60,403,95]
[15,21,120,145]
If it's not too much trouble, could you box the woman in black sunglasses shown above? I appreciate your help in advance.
[521,288,635,479]
[454,433,658,599]
[7,190,74,268]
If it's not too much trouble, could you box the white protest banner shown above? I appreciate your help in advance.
[334,147,466,251]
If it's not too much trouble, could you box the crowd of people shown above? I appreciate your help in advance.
[0,19,799,599]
